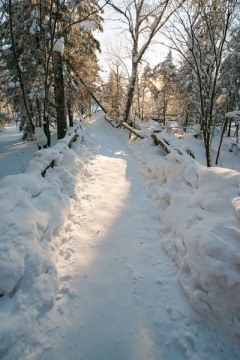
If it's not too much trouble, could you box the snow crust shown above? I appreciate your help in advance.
[129,136,240,337]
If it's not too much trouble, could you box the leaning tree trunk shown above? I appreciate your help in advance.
[79,76,107,114]
[53,50,67,139]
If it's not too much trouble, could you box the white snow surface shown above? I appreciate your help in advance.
[0,114,240,359]
[35,127,48,147]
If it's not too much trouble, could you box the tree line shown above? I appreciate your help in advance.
[0,0,239,166]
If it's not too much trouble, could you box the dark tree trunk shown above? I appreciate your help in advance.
[227,119,232,137]
[215,117,228,165]
[53,51,67,139]
[43,120,50,148]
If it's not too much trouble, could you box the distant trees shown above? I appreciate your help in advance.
[110,0,186,124]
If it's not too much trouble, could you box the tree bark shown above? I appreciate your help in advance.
[215,117,228,165]
[124,64,138,123]
[67,99,74,127]
[53,50,67,139]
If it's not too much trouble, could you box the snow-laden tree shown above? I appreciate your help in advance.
[149,50,178,124]
[165,0,238,166]
[0,0,108,142]
[103,68,126,121]
[217,23,240,127]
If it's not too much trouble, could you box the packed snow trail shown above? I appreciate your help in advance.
[30,115,237,360]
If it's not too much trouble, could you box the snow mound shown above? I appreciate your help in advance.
[53,37,64,54]
[129,138,240,337]
[35,126,48,147]
[0,126,89,359]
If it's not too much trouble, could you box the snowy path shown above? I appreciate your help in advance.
[32,116,237,360]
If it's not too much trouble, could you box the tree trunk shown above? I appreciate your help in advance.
[123,62,138,124]
[205,130,211,167]
[67,99,73,127]
[227,119,232,137]
[53,50,67,139]
[36,98,42,127]
[79,77,107,114]
[215,117,228,165]
[43,120,50,148]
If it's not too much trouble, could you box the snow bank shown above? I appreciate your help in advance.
[129,137,240,337]
[0,126,88,359]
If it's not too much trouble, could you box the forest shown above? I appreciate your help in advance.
[0,0,239,167]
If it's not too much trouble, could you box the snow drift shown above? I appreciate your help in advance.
[0,127,90,358]
[129,137,240,337]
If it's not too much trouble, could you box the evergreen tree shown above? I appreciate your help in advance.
[0,0,107,142]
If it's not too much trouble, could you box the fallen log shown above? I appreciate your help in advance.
[151,134,171,153]
[120,122,144,139]
[151,133,195,161]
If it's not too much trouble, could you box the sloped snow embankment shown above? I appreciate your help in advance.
[129,137,240,338]
[0,127,91,359]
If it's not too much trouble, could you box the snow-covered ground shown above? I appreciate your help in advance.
[0,113,239,359]
[0,124,37,179]
[0,123,58,180]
